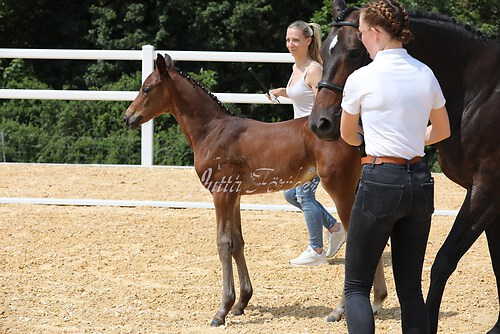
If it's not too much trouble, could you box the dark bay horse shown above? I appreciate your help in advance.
[123,53,388,326]
[309,0,500,332]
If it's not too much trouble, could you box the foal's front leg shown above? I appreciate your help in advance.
[210,193,250,326]
[230,197,253,316]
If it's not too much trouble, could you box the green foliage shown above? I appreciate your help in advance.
[154,125,194,166]
[401,0,499,35]
[0,0,497,167]
[0,60,142,164]
[424,146,442,173]
[188,69,218,90]
[311,0,335,36]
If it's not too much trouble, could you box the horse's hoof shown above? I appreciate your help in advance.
[326,316,337,322]
[326,310,343,322]
[326,314,341,322]
[372,303,382,315]
[210,319,225,327]
[231,308,244,316]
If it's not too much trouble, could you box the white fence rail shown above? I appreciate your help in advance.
[0,45,294,166]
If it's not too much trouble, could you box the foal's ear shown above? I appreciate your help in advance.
[164,53,174,69]
[155,53,170,77]
[332,0,346,19]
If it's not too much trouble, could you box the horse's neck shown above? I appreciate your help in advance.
[409,19,489,77]
[408,23,491,100]
[170,76,231,149]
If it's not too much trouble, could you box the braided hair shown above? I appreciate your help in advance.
[362,0,413,44]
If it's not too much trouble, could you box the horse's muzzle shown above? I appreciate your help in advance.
[309,116,336,141]
[308,105,342,141]
[123,112,144,130]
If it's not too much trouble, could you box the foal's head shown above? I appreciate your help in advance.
[309,1,369,141]
[124,54,174,130]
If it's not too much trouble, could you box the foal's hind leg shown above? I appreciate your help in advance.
[371,257,388,314]
[210,193,246,327]
[230,197,253,316]
[427,191,496,334]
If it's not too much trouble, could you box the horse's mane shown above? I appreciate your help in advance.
[335,6,359,23]
[409,10,495,40]
[173,67,234,116]
[336,7,495,41]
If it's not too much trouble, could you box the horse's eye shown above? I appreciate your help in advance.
[142,86,151,95]
[348,49,363,58]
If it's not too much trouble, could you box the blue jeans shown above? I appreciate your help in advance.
[344,161,434,333]
[284,176,337,249]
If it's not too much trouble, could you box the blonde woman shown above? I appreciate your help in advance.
[269,21,345,266]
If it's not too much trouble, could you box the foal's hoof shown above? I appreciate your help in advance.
[326,315,339,323]
[231,308,244,316]
[326,310,343,322]
[210,319,225,327]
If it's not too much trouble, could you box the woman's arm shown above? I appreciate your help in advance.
[269,87,288,98]
[425,106,451,145]
[340,110,363,146]
[305,64,323,97]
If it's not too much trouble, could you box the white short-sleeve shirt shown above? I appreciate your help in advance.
[341,48,446,159]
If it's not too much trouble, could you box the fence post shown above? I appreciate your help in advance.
[1,130,5,162]
[141,45,155,166]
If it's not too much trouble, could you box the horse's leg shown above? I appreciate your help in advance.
[210,192,240,327]
[327,283,346,322]
[372,257,388,314]
[485,216,500,334]
[321,156,387,321]
[230,196,253,316]
[321,173,353,322]
[427,190,495,334]
[326,246,387,322]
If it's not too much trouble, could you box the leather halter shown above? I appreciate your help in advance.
[329,21,359,29]
[317,20,360,94]
[317,80,345,93]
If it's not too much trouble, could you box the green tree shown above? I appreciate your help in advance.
[1,0,497,166]
[350,0,498,35]
[0,0,94,89]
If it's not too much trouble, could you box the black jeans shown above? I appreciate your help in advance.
[344,161,434,334]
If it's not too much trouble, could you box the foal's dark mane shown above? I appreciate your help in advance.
[173,66,234,116]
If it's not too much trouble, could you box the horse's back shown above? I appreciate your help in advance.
[193,116,320,196]
[217,116,315,157]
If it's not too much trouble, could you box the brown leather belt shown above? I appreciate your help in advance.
[361,155,422,165]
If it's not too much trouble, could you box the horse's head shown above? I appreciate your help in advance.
[309,0,370,141]
[124,53,174,130]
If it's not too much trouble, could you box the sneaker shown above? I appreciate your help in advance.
[325,222,346,258]
[290,246,328,266]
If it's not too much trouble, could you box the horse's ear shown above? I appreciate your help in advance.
[155,54,168,77]
[164,53,174,69]
[332,0,346,19]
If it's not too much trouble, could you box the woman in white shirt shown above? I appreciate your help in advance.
[269,20,345,266]
[340,1,451,332]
